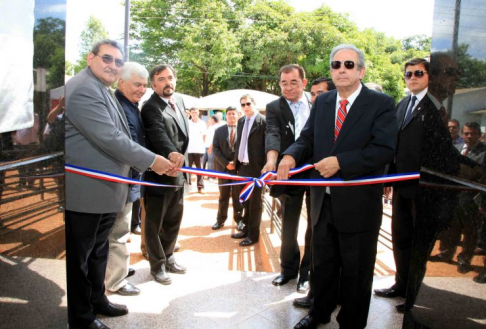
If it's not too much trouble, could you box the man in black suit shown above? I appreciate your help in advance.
[373,58,462,313]
[212,106,243,230]
[231,94,266,247]
[264,64,312,292]
[278,44,397,329]
[141,64,189,285]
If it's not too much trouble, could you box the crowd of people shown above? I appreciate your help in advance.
[64,39,485,329]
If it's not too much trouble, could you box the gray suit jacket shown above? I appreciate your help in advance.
[65,67,155,213]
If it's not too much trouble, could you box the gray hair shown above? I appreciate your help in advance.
[120,62,149,81]
[365,82,383,92]
[329,44,365,69]
[91,39,124,56]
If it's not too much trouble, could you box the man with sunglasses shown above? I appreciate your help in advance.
[264,64,313,294]
[232,95,266,246]
[374,58,464,314]
[65,39,175,329]
[278,44,397,329]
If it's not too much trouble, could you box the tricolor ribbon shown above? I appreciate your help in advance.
[65,163,420,203]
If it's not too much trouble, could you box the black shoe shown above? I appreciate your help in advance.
[152,268,172,285]
[294,314,330,329]
[429,253,453,263]
[239,237,257,246]
[231,231,248,239]
[131,225,141,235]
[293,295,312,308]
[374,286,406,298]
[126,268,135,278]
[94,302,128,317]
[473,272,486,284]
[237,221,245,232]
[272,274,297,286]
[116,283,140,296]
[395,303,410,313]
[457,262,472,274]
[166,262,186,274]
[88,319,110,329]
[297,279,309,293]
[212,222,224,230]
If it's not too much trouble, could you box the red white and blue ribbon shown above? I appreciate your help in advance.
[65,164,181,187]
[65,163,420,203]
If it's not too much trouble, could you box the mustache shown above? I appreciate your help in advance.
[104,68,117,75]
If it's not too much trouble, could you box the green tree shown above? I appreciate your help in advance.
[33,17,65,88]
[74,16,108,74]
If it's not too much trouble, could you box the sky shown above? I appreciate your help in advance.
[65,0,435,63]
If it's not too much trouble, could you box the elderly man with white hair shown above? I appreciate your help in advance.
[105,61,150,297]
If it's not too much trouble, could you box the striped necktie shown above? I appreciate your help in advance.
[334,99,348,141]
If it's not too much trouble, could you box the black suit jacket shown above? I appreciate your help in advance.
[391,93,460,199]
[213,124,236,173]
[265,95,312,197]
[284,86,397,233]
[116,89,146,202]
[235,113,266,178]
[141,92,189,194]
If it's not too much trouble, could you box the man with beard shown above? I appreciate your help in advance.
[141,64,189,285]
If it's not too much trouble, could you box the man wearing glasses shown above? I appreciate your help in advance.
[278,44,397,329]
[374,58,464,314]
[65,39,174,329]
[232,95,266,247]
[263,64,313,294]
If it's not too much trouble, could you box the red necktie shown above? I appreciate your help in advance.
[334,99,348,141]
[229,126,235,148]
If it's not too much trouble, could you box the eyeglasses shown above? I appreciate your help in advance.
[241,102,252,107]
[404,70,426,79]
[279,81,301,89]
[331,61,356,70]
[96,54,124,68]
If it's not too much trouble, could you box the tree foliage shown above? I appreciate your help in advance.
[130,0,431,101]
[33,17,65,88]
[73,16,108,74]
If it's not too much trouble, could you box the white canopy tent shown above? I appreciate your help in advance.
[195,89,279,111]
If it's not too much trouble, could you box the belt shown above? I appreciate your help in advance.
[240,162,250,166]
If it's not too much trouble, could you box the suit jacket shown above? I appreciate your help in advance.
[234,113,266,178]
[141,92,189,194]
[65,67,155,213]
[391,93,460,199]
[115,89,146,202]
[265,95,312,197]
[455,142,486,204]
[213,124,236,173]
[284,85,397,233]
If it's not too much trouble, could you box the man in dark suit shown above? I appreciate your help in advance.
[65,40,173,329]
[429,121,486,273]
[373,58,462,314]
[264,64,313,292]
[212,106,243,230]
[231,94,266,247]
[141,64,189,285]
[310,77,335,105]
[278,44,397,329]
[104,62,150,297]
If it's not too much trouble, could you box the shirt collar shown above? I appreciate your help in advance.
[337,83,362,108]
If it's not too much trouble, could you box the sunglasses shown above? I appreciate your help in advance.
[404,70,426,79]
[96,54,124,68]
[331,61,356,70]
[241,102,252,107]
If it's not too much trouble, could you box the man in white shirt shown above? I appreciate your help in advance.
[187,108,207,193]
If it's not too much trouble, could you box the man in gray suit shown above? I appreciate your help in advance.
[65,39,174,329]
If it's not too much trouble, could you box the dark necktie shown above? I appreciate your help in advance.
[334,99,348,141]
[403,95,417,127]
[229,125,235,148]
[238,118,250,162]
[168,98,181,122]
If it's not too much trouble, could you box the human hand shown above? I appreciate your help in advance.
[314,156,340,178]
[151,155,174,175]
[277,155,296,180]
[168,152,185,168]
[262,159,276,174]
